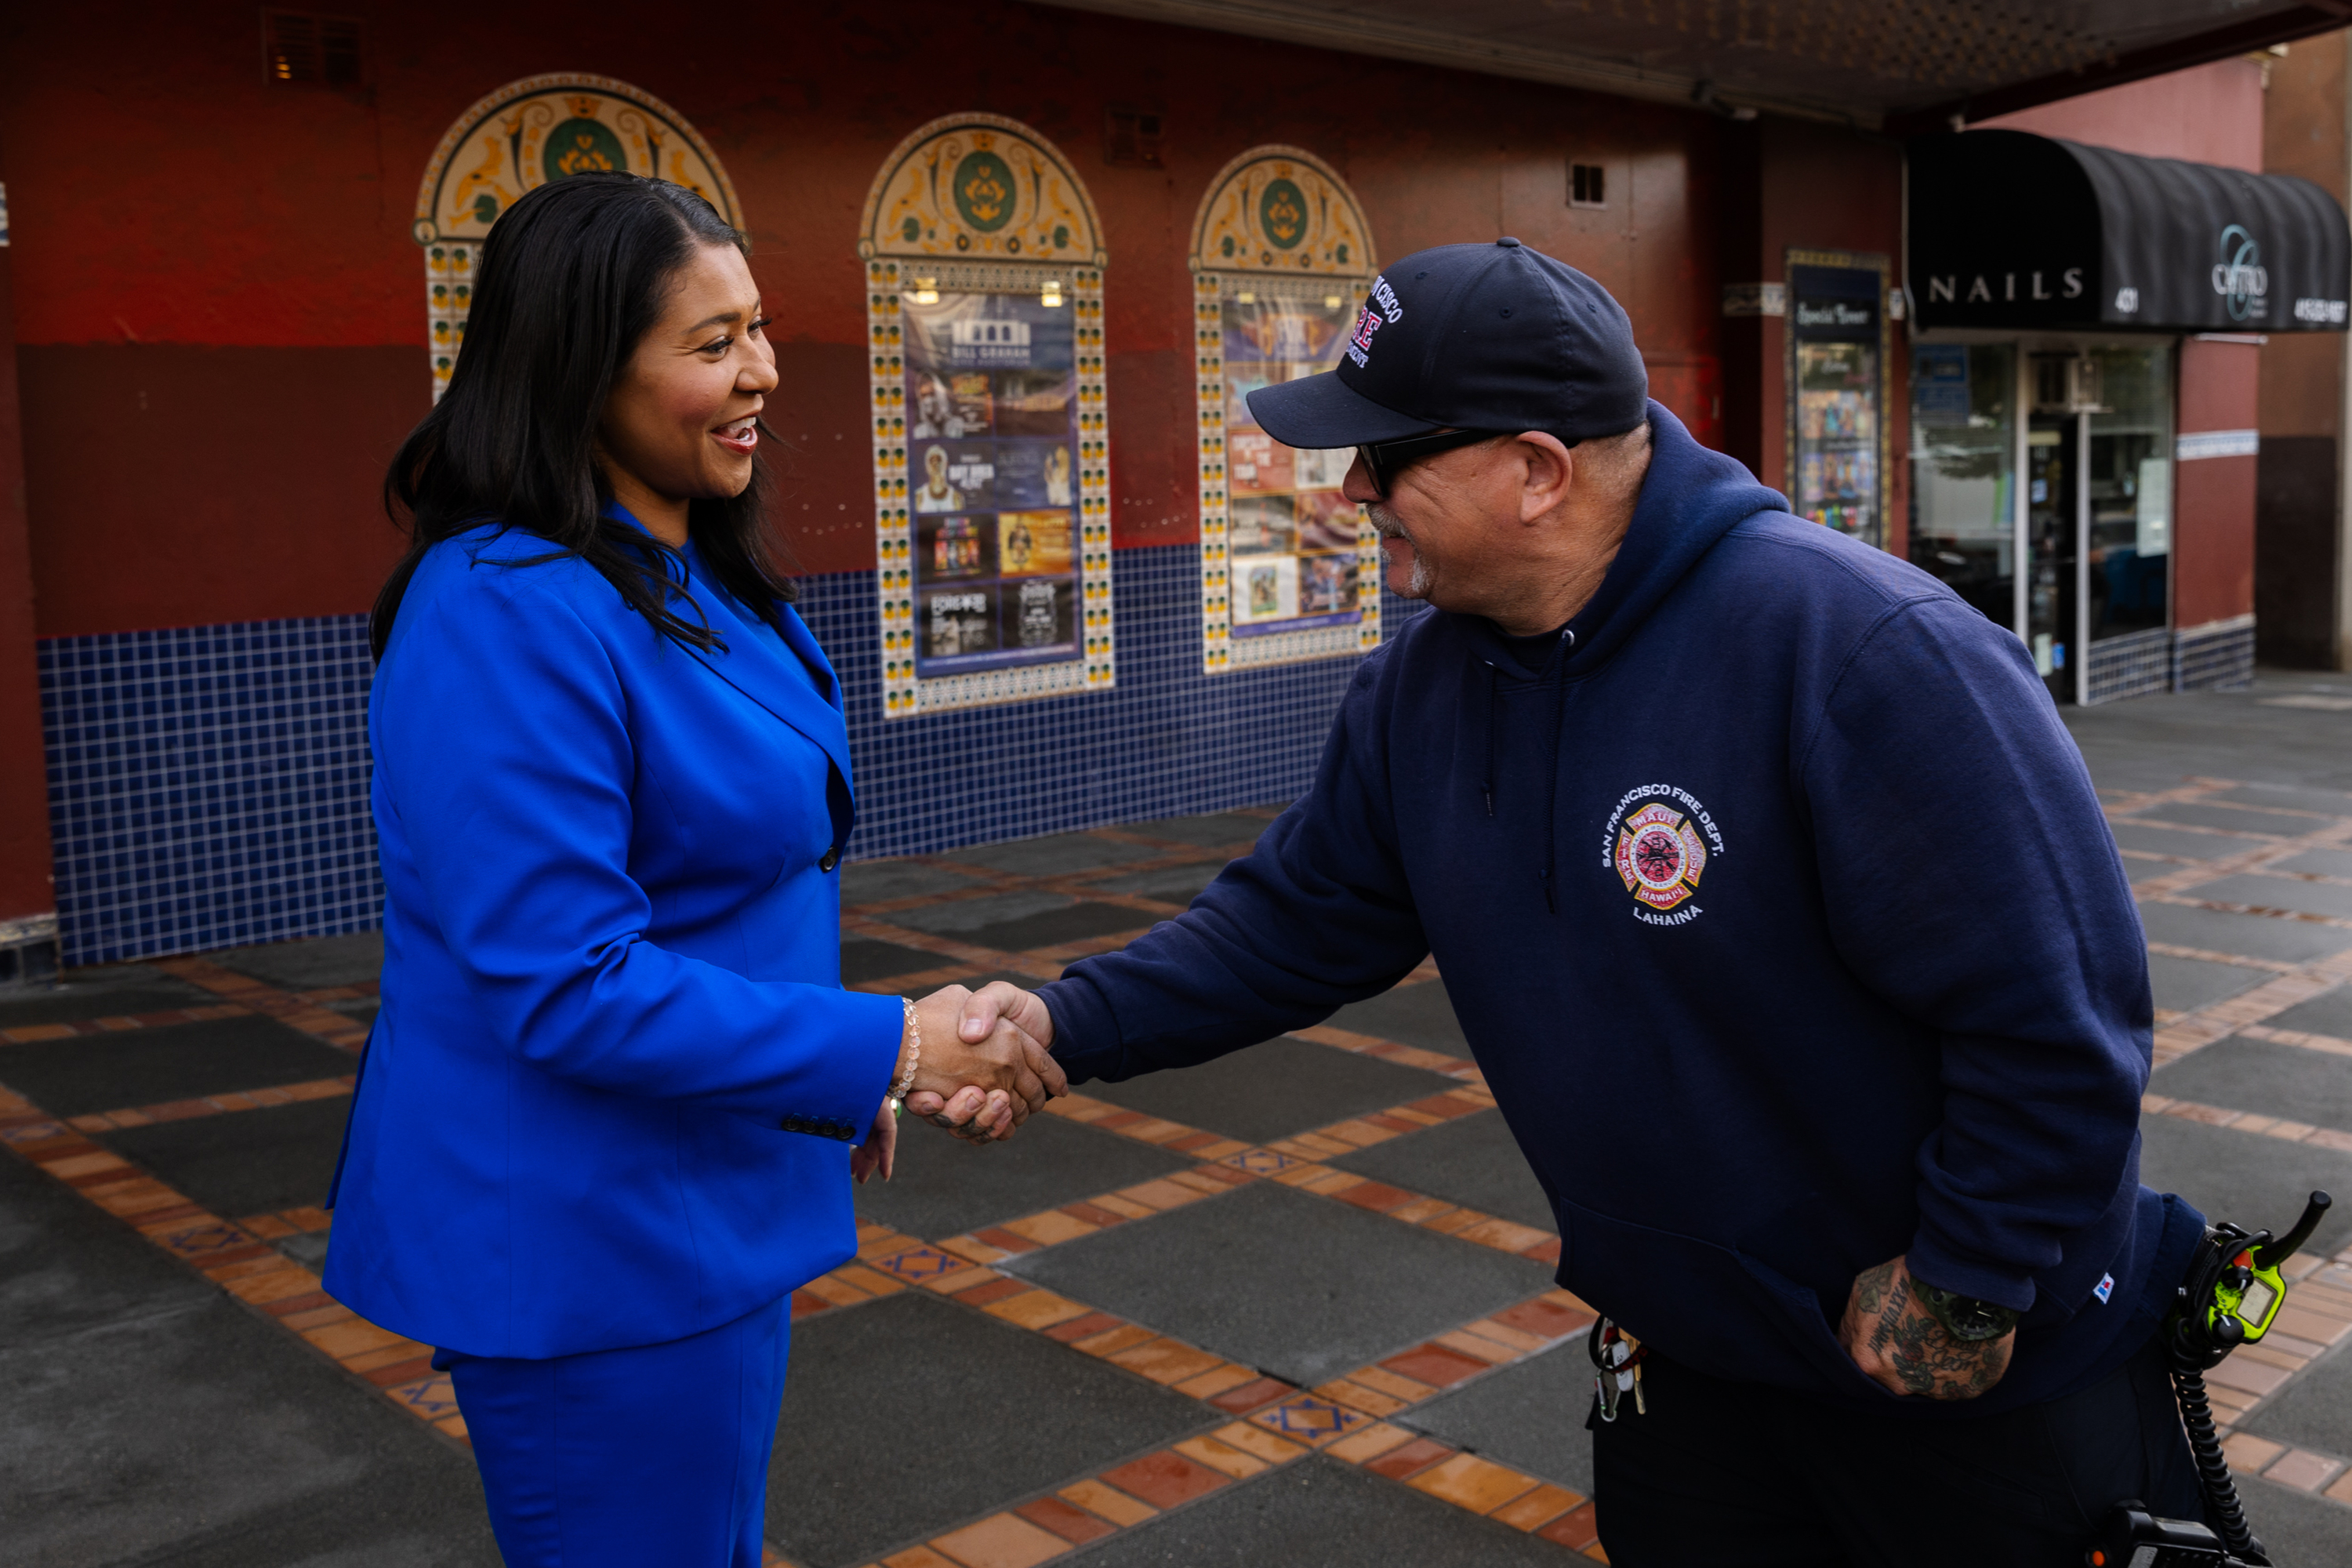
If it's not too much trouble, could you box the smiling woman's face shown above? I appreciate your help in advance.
[596,239,778,545]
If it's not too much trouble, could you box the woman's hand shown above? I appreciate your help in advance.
[898,984,1065,1142]
[849,1098,897,1184]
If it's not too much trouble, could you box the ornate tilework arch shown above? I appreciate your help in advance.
[1190,147,1381,674]
[860,114,1113,717]
[412,74,742,401]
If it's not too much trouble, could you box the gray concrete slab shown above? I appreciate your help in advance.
[942,832,1164,876]
[2194,873,2352,920]
[1073,1453,1573,1567]
[0,978,216,1029]
[210,932,384,992]
[1119,811,1273,848]
[2110,822,2250,862]
[2138,902,2352,965]
[2136,1114,2352,1257]
[2127,802,2317,838]
[2266,985,2352,1041]
[2149,953,2270,1014]
[767,1290,1206,1568]
[886,889,1076,934]
[1002,1179,1555,1388]
[2063,680,2352,793]
[97,1096,352,1221]
[0,1016,358,1118]
[853,1109,1195,1240]
[2241,1338,2352,1457]
[1326,1109,1554,1232]
[1088,860,1229,905]
[839,937,954,985]
[2210,783,2352,819]
[2121,856,2176,884]
[840,858,988,905]
[955,902,1158,953]
[0,1146,495,1567]
[1404,1338,1594,1497]
[2275,848,2352,880]
[1080,1034,1457,1147]
[2236,1472,2352,1568]
[2151,1037,2352,1134]
[1328,978,1469,1055]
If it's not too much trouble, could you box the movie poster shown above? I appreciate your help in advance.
[904,290,1084,676]
[1220,292,1363,638]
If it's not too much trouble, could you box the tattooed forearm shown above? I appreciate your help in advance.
[1837,1254,2013,1401]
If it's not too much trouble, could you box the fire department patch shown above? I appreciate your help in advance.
[1601,785,1726,927]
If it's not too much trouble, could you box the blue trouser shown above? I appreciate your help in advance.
[435,1294,789,1567]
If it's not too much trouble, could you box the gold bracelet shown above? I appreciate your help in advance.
[888,996,920,1116]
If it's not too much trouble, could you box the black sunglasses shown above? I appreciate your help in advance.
[1354,428,1496,499]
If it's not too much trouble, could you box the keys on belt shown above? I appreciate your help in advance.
[1588,1317,1646,1421]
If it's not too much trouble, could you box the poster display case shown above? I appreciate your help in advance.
[859,115,1112,717]
[1785,250,1891,550]
[1189,147,1382,673]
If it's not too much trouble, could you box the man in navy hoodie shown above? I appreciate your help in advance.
[938,240,2205,1564]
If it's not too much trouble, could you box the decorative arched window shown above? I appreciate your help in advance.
[1191,148,1380,674]
[412,74,741,400]
[858,114,1112,718]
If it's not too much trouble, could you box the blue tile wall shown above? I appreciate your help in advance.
[38,618,383,967]
[36,546,1425,965]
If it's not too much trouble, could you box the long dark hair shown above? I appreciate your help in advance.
[372,172,795,662]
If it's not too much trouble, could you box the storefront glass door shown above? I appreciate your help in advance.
[2026,416,2078,703]
[2085,345,2173,646]
[1907,343,2016,626]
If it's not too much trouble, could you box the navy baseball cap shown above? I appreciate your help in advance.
[1247,238,1648,448]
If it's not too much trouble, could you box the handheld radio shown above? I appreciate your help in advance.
[2084,1190,2332,1568]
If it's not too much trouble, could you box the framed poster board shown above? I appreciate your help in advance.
[859,115,1112,717]
[1784,249,1891,550]
[1189,147,1382,674]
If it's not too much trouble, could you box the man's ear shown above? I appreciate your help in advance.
[1516,432,1576,524]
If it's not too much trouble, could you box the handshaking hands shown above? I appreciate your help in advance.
[851,981,1062,1182]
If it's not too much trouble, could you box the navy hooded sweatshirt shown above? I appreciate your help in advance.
[1039,401,2201,1418]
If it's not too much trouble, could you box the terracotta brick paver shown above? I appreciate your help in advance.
[1099,1450,1229,1509]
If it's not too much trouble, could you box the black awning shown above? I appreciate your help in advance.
[1907,130,2350,334]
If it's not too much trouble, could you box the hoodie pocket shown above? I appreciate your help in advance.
[1554,1192,1898,1405]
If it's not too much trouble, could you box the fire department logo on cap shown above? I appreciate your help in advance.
[1602,785,1725,927]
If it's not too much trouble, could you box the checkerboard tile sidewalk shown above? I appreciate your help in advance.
[15,776,2352,1563]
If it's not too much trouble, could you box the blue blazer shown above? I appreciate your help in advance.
[324,518,901,1359]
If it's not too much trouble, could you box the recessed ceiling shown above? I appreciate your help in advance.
[1028,0,2348,131]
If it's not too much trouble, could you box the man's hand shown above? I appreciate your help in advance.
[905,982,1059,1141]
[900,983,1064,1142]
[1836,1254,2013,1400]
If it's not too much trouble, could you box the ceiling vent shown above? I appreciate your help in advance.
[263,10,364,88]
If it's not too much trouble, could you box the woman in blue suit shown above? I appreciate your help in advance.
[324,173,1063,1566]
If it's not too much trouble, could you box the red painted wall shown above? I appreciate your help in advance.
[1981,59,2267,174]
[0,217,52,923]
[3,0,1733,638]
[2176,338,2263,627]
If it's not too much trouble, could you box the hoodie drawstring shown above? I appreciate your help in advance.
[1533,627,1577,913]
[1489,630,1577,913]
[1480,662,1499,818]
[1540,626,1576,913]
